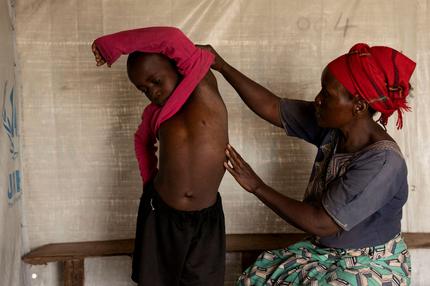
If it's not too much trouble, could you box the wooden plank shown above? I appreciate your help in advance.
[404,232,430,248]
[22,233,430,265]
[23,239,134,265]
[63,259,84,286]
[226,233,308,252]
[227,233,430,251]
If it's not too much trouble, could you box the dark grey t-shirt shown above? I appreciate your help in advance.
[279,98,408,249]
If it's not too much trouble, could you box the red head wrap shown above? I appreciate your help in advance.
[327,43,416,129]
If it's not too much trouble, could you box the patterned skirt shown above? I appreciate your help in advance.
[236,234,411,286]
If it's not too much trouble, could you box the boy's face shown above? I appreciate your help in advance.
[127,54,180,106]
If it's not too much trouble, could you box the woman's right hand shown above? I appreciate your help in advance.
[196,44,227,72]
[224,144,266,194]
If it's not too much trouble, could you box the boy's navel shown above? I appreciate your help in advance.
[185,192,193,198]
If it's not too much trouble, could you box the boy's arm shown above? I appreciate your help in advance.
[134,105,159,185]
[92,27,200,72]
[134,130,157,187]
[91,42,109,67]
[198,45,282,128]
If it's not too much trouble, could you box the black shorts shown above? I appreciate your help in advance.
[131,181,226,286]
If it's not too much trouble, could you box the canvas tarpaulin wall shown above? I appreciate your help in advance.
[13,0,430,285]
[0,0,24,286]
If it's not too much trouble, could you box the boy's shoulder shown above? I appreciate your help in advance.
[197,70,218,90]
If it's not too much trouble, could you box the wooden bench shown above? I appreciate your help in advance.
[22,233,430,286]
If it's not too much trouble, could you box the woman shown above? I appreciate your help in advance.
[199,43,415,285]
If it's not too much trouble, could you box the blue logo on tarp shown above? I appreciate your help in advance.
[2,80,21,204]
[2,80,18,160]
[7,170,21,201]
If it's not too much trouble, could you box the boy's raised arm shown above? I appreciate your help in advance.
[92,27,199,71]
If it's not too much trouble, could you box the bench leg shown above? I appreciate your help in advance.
[63,259,84,286]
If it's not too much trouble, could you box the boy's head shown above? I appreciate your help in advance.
[127,52,180,106]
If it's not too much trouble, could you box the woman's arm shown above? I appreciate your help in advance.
[224,144,340,236]
[198,45,283,128]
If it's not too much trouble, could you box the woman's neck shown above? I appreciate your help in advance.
[338,118,392,153]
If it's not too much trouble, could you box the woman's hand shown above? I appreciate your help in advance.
[225,146,340,236]
[196,44,227,72]
[91,42,111,67]
[224,144,266,194]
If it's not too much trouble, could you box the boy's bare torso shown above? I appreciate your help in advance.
[153,71,228,211]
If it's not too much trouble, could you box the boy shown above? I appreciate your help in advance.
[92,27,228,286]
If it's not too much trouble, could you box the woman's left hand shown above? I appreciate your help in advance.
[196,44,227,72]
[224,144,265,194]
